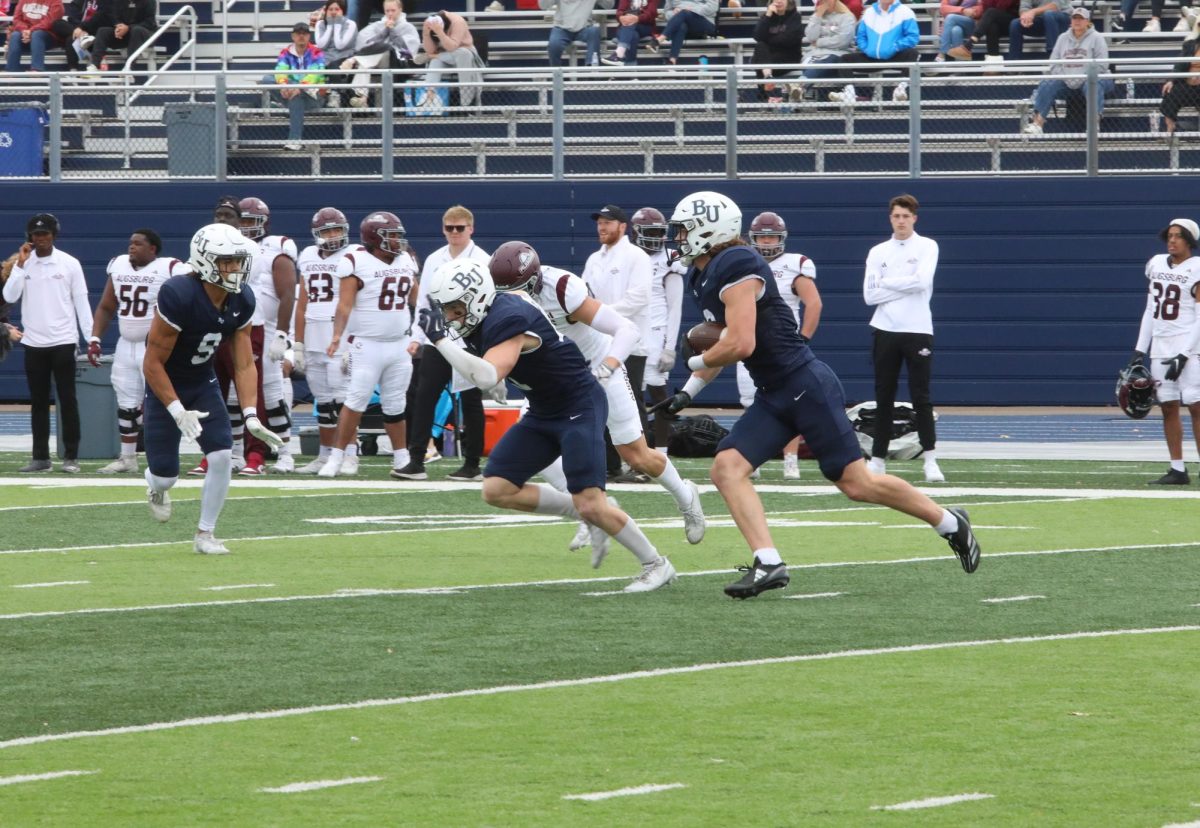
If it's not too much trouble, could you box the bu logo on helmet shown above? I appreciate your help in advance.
[452,268,482,291]
[691,199,721,222]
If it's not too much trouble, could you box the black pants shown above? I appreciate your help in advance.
[1161,80,1200,121]
[870,329,936,457]
[972,9,1015,56]
[48,19,81,69]
[604,354,649,473]
[91,24,152,68]
[407,345,483,465]
[24,344,80,461]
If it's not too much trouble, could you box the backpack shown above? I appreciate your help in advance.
[667,415,729,457]
[845,401,934,460]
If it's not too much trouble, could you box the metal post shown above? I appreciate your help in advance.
[215,74,227,181]
[725,66,738,179]
[1085,63,1098,175]
[49,75,62,182]
[908,63,921,178]
[552,69,564,180]
[381,72,394,181]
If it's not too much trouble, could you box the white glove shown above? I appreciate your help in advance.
[268,329,291,362]
[485,382,508,404]
[168,401,208,441]
[656,349,676,373]
[291,343,306,374]
[245,414,285,450]
[341,350,352,375]
[593,361,615,388]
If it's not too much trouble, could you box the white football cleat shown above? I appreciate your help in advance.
[568,521,591,551]
[782,456,800,480]
[680,479,706,544]
[866,457,887,475]
[271,454,295,474]
[296,457,326,474]
[194,531,230,555]
[98,455,139,474]
[623,556,677,593]
[924,459,946,483]
[317,456,342,478]
[147,487,171,523]
[340,455,359,476]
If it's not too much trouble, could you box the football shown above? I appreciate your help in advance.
[686,321,726,355]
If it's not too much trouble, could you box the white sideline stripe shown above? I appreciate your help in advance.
[1,625,1196,751]
[1162,821,1200,828]
[785,592,846,600]
[11,580,90,589]
[982,595,1046,604]
[871,792,994,811]
[201,584,277,592]
[0,770,98,786]
[258,776,383,794]
[6,540,1200,622]
[883,525,1032,530]
[563,782,687,801]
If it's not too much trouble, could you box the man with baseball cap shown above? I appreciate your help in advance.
[1021,7,1113,134]
[268,21,326,151]
[1127,217,1200,484]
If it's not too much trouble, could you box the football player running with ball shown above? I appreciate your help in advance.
[141,224,284,555]
[651,192,980,599]
[419,260,677,593]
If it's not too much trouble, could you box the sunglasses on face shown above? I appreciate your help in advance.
[444,224,468,233]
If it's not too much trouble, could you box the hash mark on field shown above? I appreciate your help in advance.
[563,783,687,801]
[11,580,90,589]
[258,776,383,794]
[785,592,846,600]
[871,793,994,811]
[582,590,626,597]
[0,770,98,786]
[201,584,277,592]
[982,595,1046,604]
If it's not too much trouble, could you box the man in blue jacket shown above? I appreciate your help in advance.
[829,0,919,104]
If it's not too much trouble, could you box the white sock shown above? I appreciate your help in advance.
[935,509,959,536]
[121,442,137,458]
[539,457,569,492]
[532,484,581,520]
[198,449,232,533]
[318,445,331,460]
[783,452,797,462]
[924,450,937,463]
[278,437,292,457]
[650,455,691,509]
[614,518,658,565]
[754,547,782,565]
[327,447,345,465]
[144,467,177,493]
[393,448,411,469]
[345,442,358,457]
[1171,459,1186,472]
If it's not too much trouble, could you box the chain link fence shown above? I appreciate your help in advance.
[0,59,1194,181]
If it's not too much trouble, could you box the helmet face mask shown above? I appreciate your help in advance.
[630,207,668,252]
[749,211,788,259]
[189,223,254,293]
[489,241,543,295]
[669,191,742,263]
[238,197,270,241]
[1116,363,1157,419]
[311,207,349,253]
[429,260,496,336]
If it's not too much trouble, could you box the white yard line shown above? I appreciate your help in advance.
[11,581,90,589]
[785,592,846,600]
[982,595,1046,604]
[0,770,98,786]
[1162,821,1200,828]
[871,792,994,811]
[258,776,383,794]
[563,783,687,801]
[201,584,277,592]
[1,625,1196,752]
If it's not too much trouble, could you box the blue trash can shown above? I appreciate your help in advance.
[0,108,47,177]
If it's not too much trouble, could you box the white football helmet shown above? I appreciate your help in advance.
[669,191,742,263]
[189,223,254,293]
[428,259,496,336]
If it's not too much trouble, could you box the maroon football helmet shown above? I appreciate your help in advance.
[630,207,668,252]
[359,211,407,254]
[311,207,350,253]
[489,241,542,294]
[749,211,788,259]
[238,197,270,241]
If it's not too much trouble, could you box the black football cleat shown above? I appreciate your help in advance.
[945,507,981,573]
[1149,468,1190,485]
[724,558,790,599]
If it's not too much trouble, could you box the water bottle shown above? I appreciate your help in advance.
[443,427,456,458]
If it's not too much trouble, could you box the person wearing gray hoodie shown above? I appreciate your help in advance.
[1022,7,1115,134]
[540,0,615,66]
[660,0,719,64]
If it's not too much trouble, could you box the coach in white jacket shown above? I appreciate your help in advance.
[862,194,943,482]
[2,213,94,473]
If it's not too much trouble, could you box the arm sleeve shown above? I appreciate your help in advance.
[664,271,684,351]
[2,265,26,304]
[1134,295,1154,354]
[589,303,640,364]
[434,337,500,389]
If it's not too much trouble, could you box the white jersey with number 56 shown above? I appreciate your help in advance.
[107,255,185,342]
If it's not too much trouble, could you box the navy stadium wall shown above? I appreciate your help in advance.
[0,178,1175,406]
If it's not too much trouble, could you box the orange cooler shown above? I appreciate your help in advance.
[483,407,522,456]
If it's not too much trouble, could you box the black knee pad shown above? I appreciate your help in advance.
[266,401,291,434]
[316,400,336,429]
[117,407,142,437]
[382,411,405,424]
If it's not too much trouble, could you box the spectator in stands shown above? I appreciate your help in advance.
[4,0,65,73]
[341,0,418,107]
[963,0,1017,63]
[51,0,113,72]
[419,10,484,107]
[829,0,918,104]
[542,0,612,67]
[87,0,155,73]
[264,21,326,150]
[798,0,855,99]
[601,0,659,66]
[752,0,804,103]
[1112,0,1197,34]
[1159,38,1200,135]
[312,0,357,104]
[1006,0,1069,60]
[659,0,717,66]
[938,0,981,60]
[0,253,24,361]
[1021,8,1113,133]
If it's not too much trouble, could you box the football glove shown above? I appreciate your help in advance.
[417,307,448,344]
[656,349,676,373]
[648,390,692,416]
[1162,353,1188,382]
[268,329,291,362]
[86,336,102,367]
[485,382,508,404]
[1128,350,1147,368]
[245,415,285,450]
[291,343,306,374]
[593,361,615,387]
[168,402,208,441]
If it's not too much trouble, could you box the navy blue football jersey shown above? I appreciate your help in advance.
[154,274,256,384]
[688,245,812,389]
[466,292,594,417]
